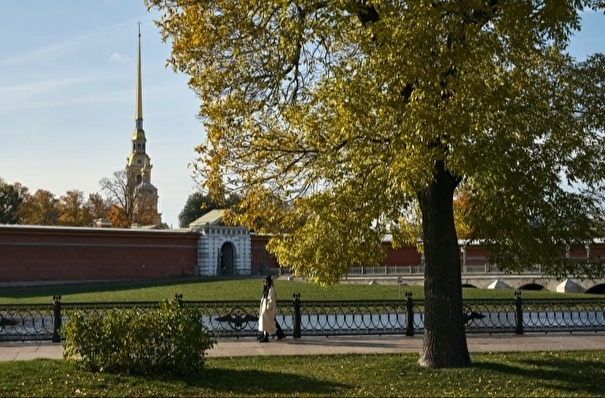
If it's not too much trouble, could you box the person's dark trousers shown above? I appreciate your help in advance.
[275,318,286,340]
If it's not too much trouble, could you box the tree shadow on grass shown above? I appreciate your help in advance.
[473,354,603,396]
[153,367,348,396]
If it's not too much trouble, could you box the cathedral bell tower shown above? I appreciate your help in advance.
[125,23,159,226]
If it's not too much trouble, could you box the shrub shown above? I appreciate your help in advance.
[62,299,216,376]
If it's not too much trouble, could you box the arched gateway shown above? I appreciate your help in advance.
[219,242,236,275]
[189,210,251,276]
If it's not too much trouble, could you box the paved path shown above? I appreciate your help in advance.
[1,333,604,361]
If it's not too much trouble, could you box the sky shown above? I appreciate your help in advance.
[0,2,604,229]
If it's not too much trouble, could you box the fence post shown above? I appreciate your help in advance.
[52,295,62,343]
[514,290,524,335]
[293,293,301,338]
[405,291,414,336]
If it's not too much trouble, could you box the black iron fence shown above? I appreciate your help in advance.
[1,291,604,342]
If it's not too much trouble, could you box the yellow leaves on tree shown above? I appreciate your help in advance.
[147,0,605,368]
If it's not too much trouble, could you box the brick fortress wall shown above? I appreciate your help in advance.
[2,225,602,285]
[0,226,199,284]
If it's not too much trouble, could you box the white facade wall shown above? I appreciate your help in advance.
[194,225,251,276]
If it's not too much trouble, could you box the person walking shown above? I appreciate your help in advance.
[258,275,285,342]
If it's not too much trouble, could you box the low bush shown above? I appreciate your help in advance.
[62,299,216,376]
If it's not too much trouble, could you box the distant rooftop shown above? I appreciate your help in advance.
[189,209,226,228]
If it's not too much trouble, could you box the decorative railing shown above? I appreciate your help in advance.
[1,292,604,342]
[346,265,548,276]
[346,266,426,276]
[0,303,55,342]
[272,265,544,277]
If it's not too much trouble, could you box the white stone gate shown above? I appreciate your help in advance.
[189,210,251,276]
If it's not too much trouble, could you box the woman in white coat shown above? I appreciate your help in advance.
[258,275,284,342]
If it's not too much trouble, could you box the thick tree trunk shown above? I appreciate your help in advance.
[417,161,470,368]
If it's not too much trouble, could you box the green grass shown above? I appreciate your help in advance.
[1,279,603,397]
[1,351,604,397]
[0,277,591,304]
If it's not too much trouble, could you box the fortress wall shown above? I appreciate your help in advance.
[0,226,198,284]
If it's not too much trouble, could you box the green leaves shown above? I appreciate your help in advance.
[62,299,216,376]
[148,0,605,282]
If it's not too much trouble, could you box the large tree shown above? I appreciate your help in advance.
[18,189,59,226]
[57,190,94,227]
[0,178,26,224]
[86,193,112,223]
[148,0,605,368]
[100,170,136,227]
[99,170,158,227]
[178,191,242,228]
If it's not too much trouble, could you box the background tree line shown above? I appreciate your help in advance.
[1,175,231,229]
[0,177,108,227]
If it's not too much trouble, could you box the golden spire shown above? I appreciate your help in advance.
[135,21,143,131]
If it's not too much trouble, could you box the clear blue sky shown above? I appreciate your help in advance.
[0,2,604,228]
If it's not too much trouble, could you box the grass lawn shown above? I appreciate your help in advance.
[0,276,591,304]
[1,350,604,397]
[1,279,603,397]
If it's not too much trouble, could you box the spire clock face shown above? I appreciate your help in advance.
[137,158,143,165]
